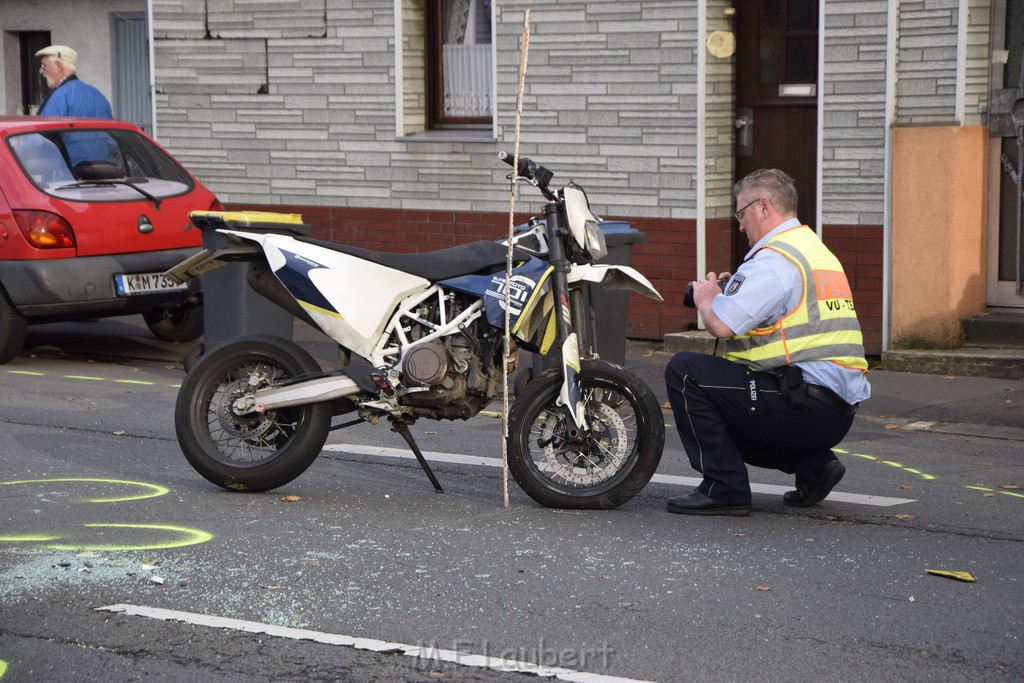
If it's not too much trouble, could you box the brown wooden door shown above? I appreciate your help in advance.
[734,0,819,260]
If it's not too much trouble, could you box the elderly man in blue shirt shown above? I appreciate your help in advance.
[36,45,113,118]
[35,45,116,175]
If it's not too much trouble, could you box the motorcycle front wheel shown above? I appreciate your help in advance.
[175,335,331,492]
[507,359,665,509]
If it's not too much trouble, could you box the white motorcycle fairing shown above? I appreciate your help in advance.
[223,229,431,359]
[568,263,663,302]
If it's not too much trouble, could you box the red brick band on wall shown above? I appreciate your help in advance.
[224,203,882,355]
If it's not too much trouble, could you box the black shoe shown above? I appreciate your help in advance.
[667,491,751,516]
[783,460,846,507]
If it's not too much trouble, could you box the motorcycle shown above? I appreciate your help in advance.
[165,152,665,509]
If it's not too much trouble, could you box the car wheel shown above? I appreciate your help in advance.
[182,343,203,373]
[144,304,204,342]
[0,294,28,364]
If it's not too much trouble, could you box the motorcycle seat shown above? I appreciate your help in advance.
[294,237,534,281]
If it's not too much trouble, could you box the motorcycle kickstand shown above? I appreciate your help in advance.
[389,418,445,494]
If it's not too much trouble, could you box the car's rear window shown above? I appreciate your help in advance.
[8,128,194,202]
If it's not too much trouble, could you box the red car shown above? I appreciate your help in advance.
[0,117,221,363]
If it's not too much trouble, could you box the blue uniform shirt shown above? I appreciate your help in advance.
[712,218,871,405]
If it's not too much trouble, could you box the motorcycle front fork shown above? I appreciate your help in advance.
[541,202,589,433]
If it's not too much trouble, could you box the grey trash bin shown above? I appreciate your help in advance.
[529,220,647,377]
[189,211,311,357]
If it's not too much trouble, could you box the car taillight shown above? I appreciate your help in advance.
[13,210,76,249]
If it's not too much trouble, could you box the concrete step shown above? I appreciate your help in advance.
[665,330,1024,381]
[879,347,1024,380]
[962,311,1024,348]
[663,330,718,355]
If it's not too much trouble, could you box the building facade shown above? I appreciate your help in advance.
[3,0,1022,356]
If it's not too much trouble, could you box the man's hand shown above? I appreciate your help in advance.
[693,272,736,339]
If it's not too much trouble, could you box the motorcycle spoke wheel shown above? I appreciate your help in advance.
[507,360,664,509]
[175,335,331,492]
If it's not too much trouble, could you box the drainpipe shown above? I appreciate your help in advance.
[696,0,707,328]
[816,1,824,239]
[147,0,157,139]
[956,0,968,125]
[883,0,899,352]
[393,0,403,136]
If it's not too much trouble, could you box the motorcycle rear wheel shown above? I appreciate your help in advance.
[507,359,664,509]
[175,335,331,492]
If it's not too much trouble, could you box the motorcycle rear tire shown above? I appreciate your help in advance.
[175,334,331,492]
[507,359,664,509]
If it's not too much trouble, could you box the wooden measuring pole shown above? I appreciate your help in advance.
[501,8,531,508]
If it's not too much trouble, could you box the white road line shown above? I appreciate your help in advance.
[96,604,654,683]
[323,444,915,507]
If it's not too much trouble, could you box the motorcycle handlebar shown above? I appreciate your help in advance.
[498,150,536,178]
[498,150,555,198]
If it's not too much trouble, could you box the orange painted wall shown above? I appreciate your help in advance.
[891,126,988,348]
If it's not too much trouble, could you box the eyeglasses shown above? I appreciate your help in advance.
[734,197,762,222]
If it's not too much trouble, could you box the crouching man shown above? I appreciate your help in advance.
[664,169,870,517]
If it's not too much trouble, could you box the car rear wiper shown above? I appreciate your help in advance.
[55,178,162,210]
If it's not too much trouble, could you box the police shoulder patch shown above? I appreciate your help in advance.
[725,275,745,296]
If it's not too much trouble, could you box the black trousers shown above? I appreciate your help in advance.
[664,352,855,505]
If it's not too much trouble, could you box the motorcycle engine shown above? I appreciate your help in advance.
[402,342,450,387]
[400,341,468,408]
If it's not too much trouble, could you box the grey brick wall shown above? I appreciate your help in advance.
[151,0,992,228]
[896,0,960,125]
[153,0,698,219]
[821,0,889,226]
[494,2,696,219]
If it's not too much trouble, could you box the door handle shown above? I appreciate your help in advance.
[735,108,753,157]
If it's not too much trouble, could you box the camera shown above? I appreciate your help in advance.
[683,276,730,308]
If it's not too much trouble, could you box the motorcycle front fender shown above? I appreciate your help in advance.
[555,332,587,430]
[568,263,663,301]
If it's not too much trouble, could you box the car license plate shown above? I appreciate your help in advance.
[115,272,188,296]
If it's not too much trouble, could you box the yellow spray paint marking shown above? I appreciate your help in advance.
[0,478,213,551]
[836,449,937,481]
[3,368,180,389]
[45,524,213,551]
[0,660,7,678]
[0,534,60,542]
[837,450,1018,501]
[963,485,1023,499]
[1,478,168,503]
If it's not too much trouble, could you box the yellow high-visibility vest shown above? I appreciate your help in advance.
[722,226,869,372]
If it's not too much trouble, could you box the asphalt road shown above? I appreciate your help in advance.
[0,317,1021,682]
